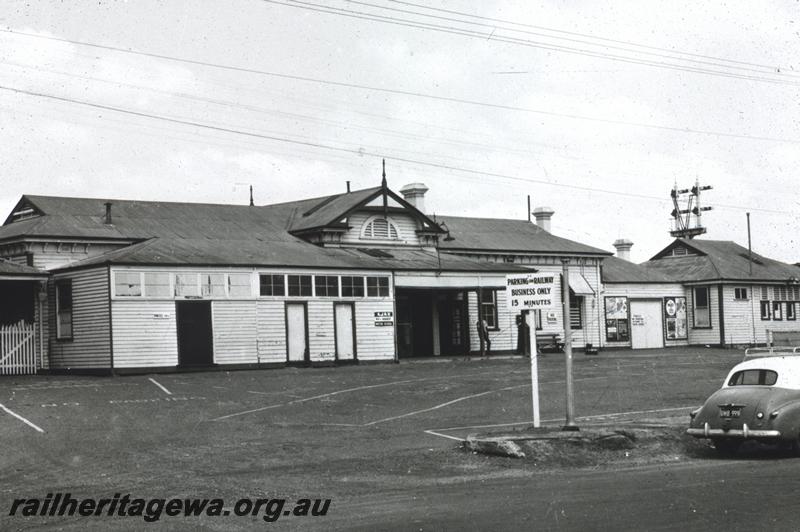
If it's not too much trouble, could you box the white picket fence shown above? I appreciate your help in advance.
[0,322,38,375]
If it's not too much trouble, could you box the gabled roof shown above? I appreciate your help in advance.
[601,255,677,284]
[644,239,800,283]
[436,216,611,256]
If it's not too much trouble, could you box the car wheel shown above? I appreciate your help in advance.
[791,434,800,457]
[713,438,740,456]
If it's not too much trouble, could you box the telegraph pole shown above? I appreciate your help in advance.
[561,258,578,431]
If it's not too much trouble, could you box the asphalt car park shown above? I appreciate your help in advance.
[0,348,747,530]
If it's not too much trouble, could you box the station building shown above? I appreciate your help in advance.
[0,178,610,374]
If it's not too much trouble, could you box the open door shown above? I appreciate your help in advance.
[176,301,214,367]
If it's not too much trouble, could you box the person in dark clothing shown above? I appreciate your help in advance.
[477,318,491,355]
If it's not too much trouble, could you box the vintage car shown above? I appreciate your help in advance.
[687,356,800,454]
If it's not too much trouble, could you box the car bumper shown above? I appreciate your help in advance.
[686,422,781,439]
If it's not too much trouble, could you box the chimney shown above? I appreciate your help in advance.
[399,183,429,212]
[533,206,554,232]
[104,202,113,225]
[613,238,634,262]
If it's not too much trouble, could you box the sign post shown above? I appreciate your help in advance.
[506,272,557,428]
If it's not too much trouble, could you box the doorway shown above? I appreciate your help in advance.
[334,302,356,361]
[630,300,665,349]
[437,291,468,355]
[285,302,309,363]
[176,301,214,367]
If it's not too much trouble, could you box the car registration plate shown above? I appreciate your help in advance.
[719,407,742,418]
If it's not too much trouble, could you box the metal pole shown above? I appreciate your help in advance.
[746,212,752,277]
[561,259,578,430]
[477,287,485,358]
[527,310,540,427]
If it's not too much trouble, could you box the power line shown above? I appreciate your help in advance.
[266,0,800,87]
[3,29,799,144]
[0,84,792,216]
[342,0,799,79]
[383,0,797,75]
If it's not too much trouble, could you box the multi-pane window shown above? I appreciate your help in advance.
[55,280,73,339]
[288,275,312,297]
[201,273,226,297]
[341,276,365,297]
[761,286,769,300]
[569,294,583,330]
[174,273,199,297]
[314,275,339,297]
[367,276,389,297]
[144,272,171,297]
[773,301,783,321]
[115,271,142,297]
[760,300,771,320]
[734,287,748,300]
[479,289,498,329]
[260,274,285,296]
[227,274,252,297]
[693,287,710,328]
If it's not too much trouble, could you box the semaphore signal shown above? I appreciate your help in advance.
[669,179,713,238]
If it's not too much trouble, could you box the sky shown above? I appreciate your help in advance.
[0,1,798,263]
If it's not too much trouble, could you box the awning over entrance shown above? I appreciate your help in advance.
[394,272,507,290]
[0,259,49,281]
[568,272,595,295]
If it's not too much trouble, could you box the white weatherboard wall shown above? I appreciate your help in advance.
[722,284,799,346]
[686,284,720,346]
[109,266,396,368]
[49,267,111,369]
[112,300,178,368]
[213,301,257,365]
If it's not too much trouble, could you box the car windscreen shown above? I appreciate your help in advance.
[727,369,778,386]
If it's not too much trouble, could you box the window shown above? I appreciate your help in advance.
[734,287,748,300]
[362,217,399,240]
[760,286,769,300]
[773,301,783,321]
[55,280,73,339]
[569,294,583,330]
[228,274,252,297]
[367,276,389,297]
[201,273,226,297]
[788,302,796,321]
[287,275,312,297]
[728,369,778,386]
[760,300,771,320]
[260,274,285,296]
[314,275,339,297]
[693,287,710,328]
[479,289,498,329]
[341,276,365,297]
[174,273,199,297]
[144,272,170,297]
[114,271,141,297]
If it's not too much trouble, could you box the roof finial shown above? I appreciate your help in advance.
[249,185,254,207]
[381,159,387,188]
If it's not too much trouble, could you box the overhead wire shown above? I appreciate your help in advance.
[0,83,793,216]
[2,29,799,144]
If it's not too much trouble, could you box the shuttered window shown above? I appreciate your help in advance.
[115,271,142,297]
[174,273,200,297]
[569,294,583,330]
[144,273,171,297]
[201,274,226,297]
[362,217,399,240]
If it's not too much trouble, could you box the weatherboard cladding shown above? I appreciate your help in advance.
[111,300,178,368]
[48,267,111,370]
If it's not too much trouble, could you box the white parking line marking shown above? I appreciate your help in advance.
[0,403,44,433]
[212,370,515,421]
[148,378,172,395]
[423,405,699,441]
[363,384,529,426]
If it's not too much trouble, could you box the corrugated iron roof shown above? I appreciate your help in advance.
[644,239,800,283]
[0,258,48,277]
[436,216,611,256]
[601,255,678,284]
